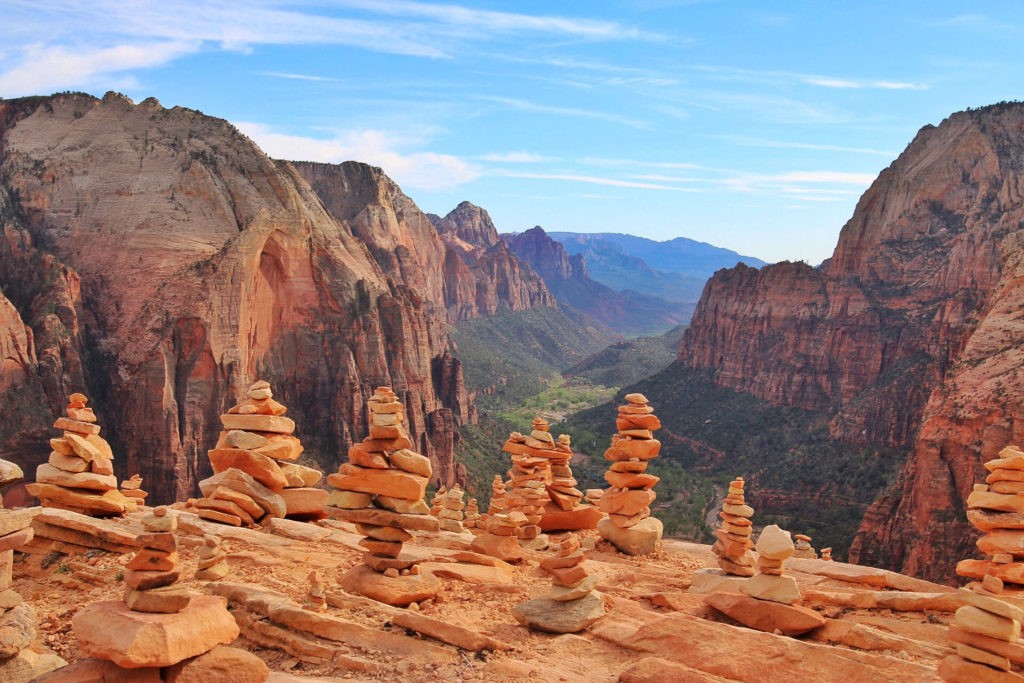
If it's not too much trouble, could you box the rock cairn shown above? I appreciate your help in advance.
[197,380,324,526]
[64,506,266,681]
[464,498,481,530]
[471,511,527,562]
[502,420,555,540]
[326,387,441,607]
[429,486,446,517]
[119,474,148,506]
[438,485,466,532]
[959,445,1024,591]
[308,570,327,611]
[546,431,583,511]
[820,547,833,562]
[0,462,66,681]
[195,534,230,581]
[939,576,1024,681]
[488,476,508,515]
[596,393,663,555]
[741,524,802,604]
[513,532,605,633]
[28,393,135,516]
[711,477,756,577]
[793,534,817,559]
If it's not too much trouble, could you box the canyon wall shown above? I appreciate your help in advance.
[678,103,1024,582]
[0,92,520,502]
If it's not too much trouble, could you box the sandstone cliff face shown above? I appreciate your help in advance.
[679,103,1024,582]
[0,92,477,501]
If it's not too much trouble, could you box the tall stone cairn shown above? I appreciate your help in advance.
[438,485,466,533]
[488,476,508,515]
[124,507,191,614]
[27,393,135,517]
[958,445,1024,591]
[429,486,447,517]
[939,574,1024,681]
[464,498,481,530]
[502,418,554,540]
[711,477,756,577]
[326,387,441,607]
[596,393,664,555]
[197,380,324,526]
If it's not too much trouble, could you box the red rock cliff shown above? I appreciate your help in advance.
[0,92,481,501]
[679,103,1024,582]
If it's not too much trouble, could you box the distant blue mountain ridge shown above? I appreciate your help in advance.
[546,232,766,304]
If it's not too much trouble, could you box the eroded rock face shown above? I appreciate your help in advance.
[0,92,491,501]
[678,103,1024,583]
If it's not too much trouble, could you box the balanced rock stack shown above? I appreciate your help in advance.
[119,474,148,505]
[793,534,817,559]
[62,507,266,681]
[325,387,441,607]
[741,524,802,604]
[597,393,664,555]
[471,511,527,562]
[429,486,447,517]
[939,577,1024,681]
[464,498,481,530]
[513,532,605,634]
[0,479,66,681]
[959,445,1024,591]
[821,547,833,562]
[488,476,508,515]
[198,380,324,525]
[541,431,603,532]
[711,477,756,577]
[28,393,135,517]
[195,534,230,581]
[502,423,554,540]
[438,485,466,533]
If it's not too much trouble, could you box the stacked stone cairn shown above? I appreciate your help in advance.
[711,477,756,576]
[119,474,148,505]
[741,525,802,604]
[939,575,1024,681]
[502,420,555,540]
[195,534,230,581]
[488,476,508,515]
[793,533,817,559]
[596,393,664,555]
[464,498,481,530]
[429,486,447,517]
[28,393,135,516]
[198,380,325,526]
[513,532,605,633]
[539,429,602,532]
[820,547,833,562]
[959,445,1024,591]
[326,387,441,607]
[308,570,327,611]
[471,510,527,562]
[63,506,266,681]
[0,460,66,681]
[438,485,466,532]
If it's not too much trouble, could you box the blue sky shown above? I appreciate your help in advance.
[2,1,1021,264]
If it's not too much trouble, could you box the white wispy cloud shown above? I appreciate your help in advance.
[722,135,898,157]
[476,96,648,128]
[237,122,480,192]
[495,170,695,191]
[478,151,554,163]
[695,65,928,92]
[260,71,339,82]
[930,14,1016,31]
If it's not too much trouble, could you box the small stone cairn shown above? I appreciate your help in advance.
[119,474,148,505]
[197,380,324,526]
[711,476,756,577]
[513,532,605,633]
[959,445,1024,591]
[0,459,65,681]
[464,498,481,530]
[741,524,802,604]
[429,486,446,517]
[596,393,664,555]
[438,485,466,532]
[60,506,265,681]
[820,547,833,562]
[471,510,527,562]
[195,534,230,581]
[793,533,817,559]
[28,393,135,516]
[326,387,441,607]
[488,476,508,515]
[939,575,1024,681]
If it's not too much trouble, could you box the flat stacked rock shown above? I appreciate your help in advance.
[429,486,447,517]
[513,532,605,633]
[119,474,148,505]
[27,393,135,517]
[711,477,756,577]
[308,570,327,611]
[438,485,466,532]
[502,423,553,540]
[793,533,817,559]
[939,577,1024,681]
[539,429,602,532]
[959,445,1024,591]
[124,507,192,614]
[57,507,267,681]
[471,511,527,562]
[326,387,441,607]
[195,534,230,581]
[596,393,663,555]
[741,524,802,604]
[0,485,66,681]
[488,476,508,515]
[821,547,833,562]
[464,498,481,530]
[197,380,323,526]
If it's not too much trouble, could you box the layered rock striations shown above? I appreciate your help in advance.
[0,91,534,503]
[678,102,1024,583]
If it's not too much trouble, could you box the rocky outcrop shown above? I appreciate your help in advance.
[0,92,482,502]
[506,227,691,336]
[678,103,1024,583]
